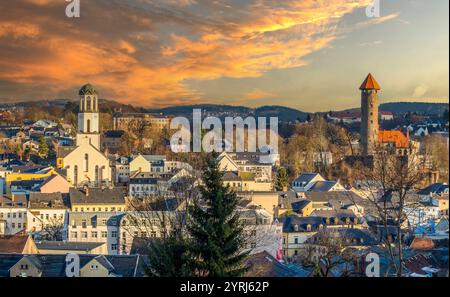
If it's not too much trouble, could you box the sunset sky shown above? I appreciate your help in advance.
[0,0,448,111]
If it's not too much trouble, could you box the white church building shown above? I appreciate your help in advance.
[63,84,113,187]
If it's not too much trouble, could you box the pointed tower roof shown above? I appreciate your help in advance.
[359,73,381,90]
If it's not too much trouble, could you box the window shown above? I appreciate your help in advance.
[90,264,98,270]
[82,220,87,228]
[74,165,78,185]
[20,264,28,270]
[84,154,89,172]
[95,165,99,185]
[111,244,118,251]
[111,231,118,238]
[91,231,98,238]
[101,231,108,238]
[71,231,78,239]
[81,231,88,238]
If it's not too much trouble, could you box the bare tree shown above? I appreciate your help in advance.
[353,145,427,276]
[302,229,354,277]
[42,217,64,241]
[123,176,200,276]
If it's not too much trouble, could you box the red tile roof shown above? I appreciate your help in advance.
[360,73,381,90]
[378,130,410,149]
[0,233,28,253]
[410,237,435,250]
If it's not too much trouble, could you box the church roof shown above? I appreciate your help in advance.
[79,84,98,96]
[359,73,381,90]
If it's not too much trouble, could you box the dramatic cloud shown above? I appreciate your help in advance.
[0,0,387,106]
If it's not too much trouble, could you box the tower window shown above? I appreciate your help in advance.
[87,119,91,133]
[95,165,99,186]
[85,154,89,172]
[74,165,78,185]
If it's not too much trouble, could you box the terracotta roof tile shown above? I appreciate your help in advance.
[360,73,381,90]
[378,130,409,149]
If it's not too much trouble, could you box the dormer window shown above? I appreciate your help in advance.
[293,224,299,232]
[306,224,312,232]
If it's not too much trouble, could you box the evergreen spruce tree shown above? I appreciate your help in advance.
[274,167,289,191]
[187,152,248,277]
[145,237,191,277]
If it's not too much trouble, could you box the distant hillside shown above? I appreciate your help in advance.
[147,104,310,122]
[2,99,446,121]
[379,102,448,115]
[339,102,448,115]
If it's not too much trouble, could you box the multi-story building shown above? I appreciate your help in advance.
[218,152,273,182]
[222,171,272,192]
[129,154,165,174]
[69,187,126,213]
[0,194,27,236]
[26,193,68,239]
[113,156,132,184]
[280,210,364,259]
[113,113,171,132]
[66,212,125,255]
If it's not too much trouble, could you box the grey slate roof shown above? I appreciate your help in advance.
[308,181,338,192]
[68,212,125,227]
[29,192,67,209]
[0,194,27,208]
[306,228,379,246]
[0,254,146,277]
[222,171,241,181]
[304,191,366,205]
[280,215,326,232]
[35,241,105,251]
[292,173,321,185]
[69,187,126,205]
[417,183,449,195]
[244,251,312,277]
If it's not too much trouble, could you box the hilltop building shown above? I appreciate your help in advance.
[360,73,380,156]
[359,73,414,157]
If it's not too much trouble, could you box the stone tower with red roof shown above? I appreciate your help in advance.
[360,73,381,156]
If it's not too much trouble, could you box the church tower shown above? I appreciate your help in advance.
[76,84,101,150]
[360,73,380,156]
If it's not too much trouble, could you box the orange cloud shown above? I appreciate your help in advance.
[0,0,375,107]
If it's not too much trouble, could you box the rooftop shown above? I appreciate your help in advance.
[359,73,381,90]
